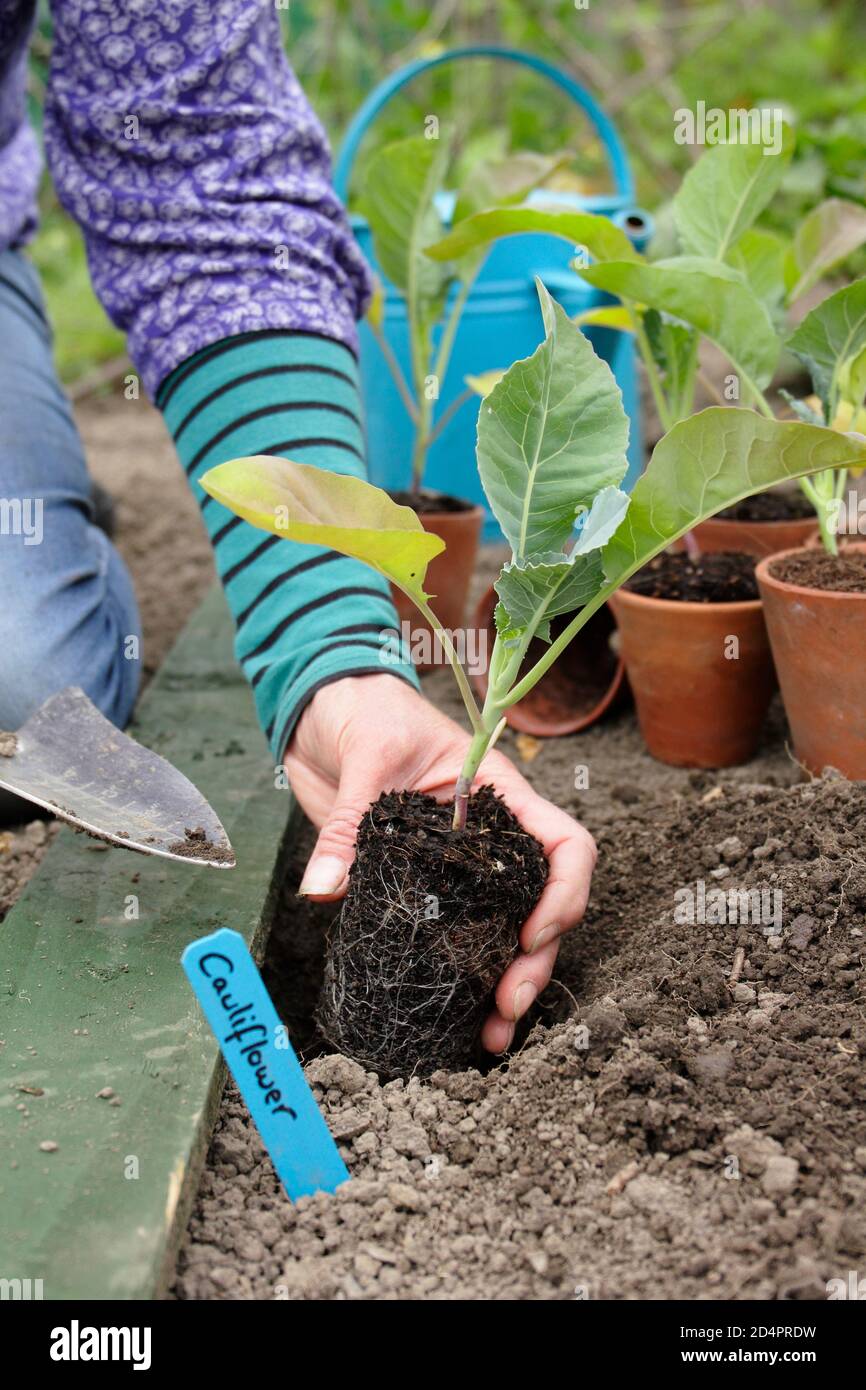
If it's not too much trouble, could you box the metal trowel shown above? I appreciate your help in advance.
[0,687,236,868]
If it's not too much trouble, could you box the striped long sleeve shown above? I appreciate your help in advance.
[158,330,419,761]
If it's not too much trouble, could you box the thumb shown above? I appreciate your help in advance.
[297,768,379,901]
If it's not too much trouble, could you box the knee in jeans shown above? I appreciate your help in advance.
[0,614,141,733]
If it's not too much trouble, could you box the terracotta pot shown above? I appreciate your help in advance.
[608,587,775,767]
[390,498,483,671]
[686,515,818,557]
[472,584,627,737]
[756,544,866,778]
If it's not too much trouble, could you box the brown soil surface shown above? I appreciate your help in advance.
[175,768,866,1301]
[769,550,866,595]
[172,549,866,1303]
[626,551,759,603]
[718,491,815,523]
[389,488,475,515]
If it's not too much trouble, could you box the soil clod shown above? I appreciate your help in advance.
[317,786,547,1078]
[626,550,759,602]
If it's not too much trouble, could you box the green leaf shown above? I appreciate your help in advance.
[778,389,825,426]
[725,228,789,310]
[603,408,866,586]
[453,150,572,228]
[477,281,630,562]
[451,151,574,286]
[200,456,444,605]
[425,206,639,266]
[786,277,866,413]
[493,486,629,643]
[643,308,697,396]
[465,369,506,398]
[579,256,780,392]
[673,125,794,260]
[573,304,634,332]
[784,198,866,303]
[363,135,451,324]
[495,552,604,644]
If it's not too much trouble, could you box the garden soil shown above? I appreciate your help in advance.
[177,589,866,1302]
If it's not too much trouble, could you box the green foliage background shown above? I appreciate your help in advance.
[24,0,866,383]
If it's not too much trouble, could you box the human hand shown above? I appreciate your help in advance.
[285,673,596,1053]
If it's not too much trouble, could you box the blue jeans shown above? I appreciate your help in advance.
[0,249,141,732]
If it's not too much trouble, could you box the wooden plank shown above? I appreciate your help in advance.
[0,586,295,1299]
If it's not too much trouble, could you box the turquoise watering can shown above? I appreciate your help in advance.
[335,46,651,541]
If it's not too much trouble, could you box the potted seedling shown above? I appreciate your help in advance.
[362,134,568,645]
[202,284,866,1075]
[428,130,866,757]
[430,126,866,558]
[755,274,866,779]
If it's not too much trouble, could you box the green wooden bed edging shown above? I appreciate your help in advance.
[0,586,295,1299]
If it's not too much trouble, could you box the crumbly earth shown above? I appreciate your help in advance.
[174,763,866,1302]
[173,572,866,1301]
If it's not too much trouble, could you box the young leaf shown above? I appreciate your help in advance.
[465,369,506,398]
[493,486,630,644]
[786,277,866,413]
[452,150,573,228]
[724,228,788,311]
[673,125,794,261]
[603,408,866,586]
[784,198,866,303]
[476,282,630,562]
[495,552,604,645]
[572,305,634,333]
[363,136,451,321]
[200,457,444,605]
[425,207,639,266]
[451,151,574,286]
[578,256,780,392]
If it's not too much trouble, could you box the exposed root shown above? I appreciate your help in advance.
[317,787,547,1078]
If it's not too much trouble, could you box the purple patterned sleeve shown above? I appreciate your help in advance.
[0,7,40,249]
[41,0,373,396]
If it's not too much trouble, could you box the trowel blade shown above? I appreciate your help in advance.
[0,687,236,868]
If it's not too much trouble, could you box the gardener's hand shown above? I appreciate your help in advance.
[285,673,596,1054]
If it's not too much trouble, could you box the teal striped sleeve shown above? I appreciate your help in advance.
[157,330,419,761]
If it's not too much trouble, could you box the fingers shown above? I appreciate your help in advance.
[298,766,380,901]
[509,795,596,953]
[482,938,560,1054]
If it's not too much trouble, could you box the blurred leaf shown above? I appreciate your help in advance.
[426,206,639,265]
[603,408,866,584]
[784,197,866,302]
[465,369,506,397]
[579,256,780,392]
[725,228,789,310]
[573,305,633,332]
[673,124,794,260]
[787,277,866,410]
[200,456,443,605]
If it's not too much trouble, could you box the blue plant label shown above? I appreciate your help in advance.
[182,927,350,1200]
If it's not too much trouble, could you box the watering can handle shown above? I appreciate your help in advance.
[333,45,634,203]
